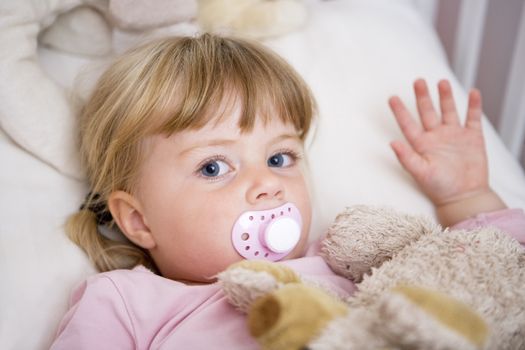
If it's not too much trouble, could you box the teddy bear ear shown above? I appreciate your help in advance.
[306,285,488,350]
[197,0,308,39]
[375,285,488,349]
[248,284,347,350]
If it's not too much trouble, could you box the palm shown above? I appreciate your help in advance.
[389,79,489,206]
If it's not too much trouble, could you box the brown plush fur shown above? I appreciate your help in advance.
[219,205,525,349]
[322,206,525,349]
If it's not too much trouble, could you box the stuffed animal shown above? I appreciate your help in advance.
[1,0,306,179]
[218,205,525,349]
[40,0,308,56]
[40,0,199,57]
[197,0,308,39]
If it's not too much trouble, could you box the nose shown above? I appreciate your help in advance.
[245,166,285,205]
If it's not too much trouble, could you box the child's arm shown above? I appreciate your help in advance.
[388,79,506,227]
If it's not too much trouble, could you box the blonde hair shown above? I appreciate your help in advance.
[66,33,317,273]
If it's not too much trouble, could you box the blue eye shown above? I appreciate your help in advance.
[268,153,294,168]
[200,160,230,177]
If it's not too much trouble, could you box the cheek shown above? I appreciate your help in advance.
[144,183,235,247]
[171,195,235,238]
[286,176,312,239]
[151,189,245,281]
[289,175,311,214]
[177,186,246,239]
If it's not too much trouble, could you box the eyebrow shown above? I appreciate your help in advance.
[179,133,300,156]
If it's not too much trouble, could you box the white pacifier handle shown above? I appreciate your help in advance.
[231,203,302,261]
[263,217,301,253]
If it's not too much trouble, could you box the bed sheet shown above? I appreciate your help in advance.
[2,0,525,349]
[0,130,94,349]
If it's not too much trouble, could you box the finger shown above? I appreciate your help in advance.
[414,79,440,130]
[465,88,483,131]
[388,96,423,145]
[390,140,428,178]
[438,79,460,125]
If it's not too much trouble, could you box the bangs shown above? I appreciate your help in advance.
[152,34,316,140]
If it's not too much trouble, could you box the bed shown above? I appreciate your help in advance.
[1,0,525,348]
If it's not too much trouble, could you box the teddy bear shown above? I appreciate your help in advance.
[197,0,308,39]
[0,0,308,180]
[40,0,308,56]
[218,205,525,349]
[1,0,201,183]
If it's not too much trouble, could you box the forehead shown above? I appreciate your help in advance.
[180,104,300,142]
[143,96,303,164]
[180,92,299,135]
[142,109,301,165]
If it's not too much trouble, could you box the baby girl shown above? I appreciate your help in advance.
[50,34,525,349]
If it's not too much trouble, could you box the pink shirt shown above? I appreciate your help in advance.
[51,209,525,349]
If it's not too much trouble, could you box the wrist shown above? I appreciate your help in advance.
[435,189,507,227]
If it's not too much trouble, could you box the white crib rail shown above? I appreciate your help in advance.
[499,2,525,159]
[451,0,488,91]
[410,0,439,24]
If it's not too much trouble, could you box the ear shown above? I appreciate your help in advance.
[108,191,156,249]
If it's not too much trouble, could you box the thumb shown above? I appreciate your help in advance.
[390,140,427,179]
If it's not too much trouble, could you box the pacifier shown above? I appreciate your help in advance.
[232,202,302,262]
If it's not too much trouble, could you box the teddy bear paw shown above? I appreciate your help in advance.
[248,284,347,350]
[218,260,301,313]
[375,285,488,350]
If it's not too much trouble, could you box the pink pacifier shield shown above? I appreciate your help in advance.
[232,203,302,261]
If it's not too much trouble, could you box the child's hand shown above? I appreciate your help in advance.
[389,79,506,226]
